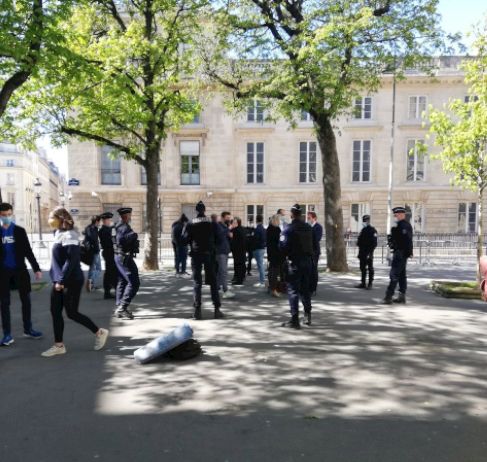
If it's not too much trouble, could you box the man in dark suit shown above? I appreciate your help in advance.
[307,211,323,295]
[0,202,43,346]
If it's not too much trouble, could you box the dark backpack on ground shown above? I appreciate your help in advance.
[166,339,202,360]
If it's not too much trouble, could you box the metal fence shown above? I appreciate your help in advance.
[31,233,486,267]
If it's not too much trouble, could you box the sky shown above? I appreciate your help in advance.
[43,0,487,178]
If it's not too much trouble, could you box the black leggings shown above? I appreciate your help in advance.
[50,280,98,343]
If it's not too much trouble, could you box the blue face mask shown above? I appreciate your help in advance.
[1,216,13,226]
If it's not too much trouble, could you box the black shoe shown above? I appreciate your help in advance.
[214,308,224,319]
[104,292,115,299]
[355,283,366,289]
[193,308,202,320]
[282,315,300,329]
[393,293,406,304]
[367,282,373,290]
[115,308,134,320]
[304,312,312,326]
[381,297,393,305]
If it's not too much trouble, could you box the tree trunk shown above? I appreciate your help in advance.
[143,144,160,270]
[315,116,348,272]
[477,188,484,282]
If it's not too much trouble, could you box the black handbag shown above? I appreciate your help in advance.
[80,239,94,265]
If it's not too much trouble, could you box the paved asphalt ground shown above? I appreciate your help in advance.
[2,261,487,462]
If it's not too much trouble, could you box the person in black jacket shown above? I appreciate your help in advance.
[245,225,256,276]
[182,201,223,320]
[98,212,117,299]
[355,214,378,290]
[307,211,323,295]
[171,214,189,276]
[382,207,414,304]
[0,202,43,346]
[41,207,108,357]
[253,214,267,287]
[267,214,285,297]
[230,217,247,285]
[279,204,314,329]
[84,215,101,292]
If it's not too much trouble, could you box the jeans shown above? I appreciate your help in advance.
[174,244,188,273]
[88,252,101,284]
[216,254,229,292]
[115,255,140,308]
[253,248,265,283]
[0,269,33,335]
[50,279,98,343]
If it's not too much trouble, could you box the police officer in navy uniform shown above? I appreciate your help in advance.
[182,201,223,320]
[98,212,117,299]
[113,207,140,319]
[382,206,413,304]
[355,214,378,290]
[279,204,314,329]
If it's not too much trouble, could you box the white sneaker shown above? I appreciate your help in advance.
[41,345,66,357]
[94,328,109,351]
[253,282,265,288]
[223,290,235,299]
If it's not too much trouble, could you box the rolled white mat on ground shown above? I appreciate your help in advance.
[134,322,193,364]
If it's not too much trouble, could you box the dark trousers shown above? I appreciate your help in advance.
[268,261,286,292]
[102,250,118,293]
[50,280,98,343]
[115,255,140,308]
[359,252,374,285]
[173,244,188,273]
[232,252,246,283]
[386,251,408,297]
[310,253,320,293]
[0,269,32,335]
[191,253,220,308]
[246,249,253,274]
[286,258,312,316]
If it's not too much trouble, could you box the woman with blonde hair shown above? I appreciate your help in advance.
[266,214,286,297]
[41,207,109,357]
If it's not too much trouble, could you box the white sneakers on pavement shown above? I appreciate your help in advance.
[94,328,109,351]
[41,345,67,357]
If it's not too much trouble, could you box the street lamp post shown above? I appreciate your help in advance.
[33,178,43,244]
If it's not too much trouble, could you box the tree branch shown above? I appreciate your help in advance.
[92,0,127,31]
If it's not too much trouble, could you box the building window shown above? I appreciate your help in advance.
[298,204,316,214]
[458,202,477,233]
[299,141,317,183]
[465,95,479,103]
[405,203,424,233]
[350,203,370,233]
[406,139,424,182]
[7,192,15,207]
[408,96,427,119]
[247,204,264,226]
[301,110,312,121]
[180,140,200,185]
[140,165,160,185]
[247,99,264,122]
[100,146,121,185]
[191,112,201,124]
[247,142,264,184]
[6,159,14,167]
[352,140,371,182]
[353,97,372,119]
[6,173,14,185]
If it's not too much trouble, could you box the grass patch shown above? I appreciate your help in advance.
[431,280,481,299]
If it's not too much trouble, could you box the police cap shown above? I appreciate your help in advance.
[195,201,206,212]
[99,212,113,219]
[117,207,133,215]
[362,214,371,222]
[392,207,406,214]
[290,203,302,216]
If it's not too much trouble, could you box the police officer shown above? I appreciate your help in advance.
[355,214,378,290]
[182,201,223,320]
[279,204,314,329]
[382,206,413,304]
[113,207,140,319]
[98,212,117,299]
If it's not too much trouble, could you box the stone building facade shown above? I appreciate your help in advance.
[66,57,480,235]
